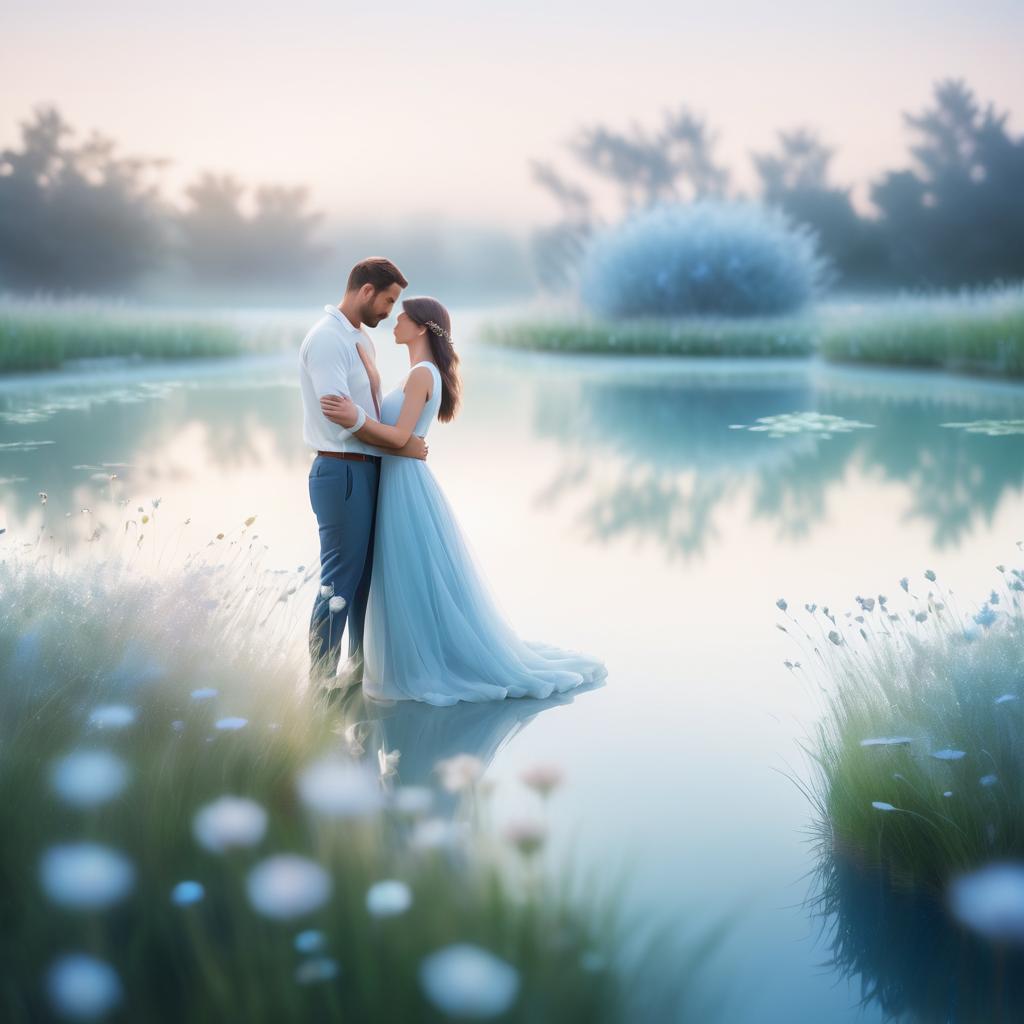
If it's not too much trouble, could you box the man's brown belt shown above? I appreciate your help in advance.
[317,450,379,462]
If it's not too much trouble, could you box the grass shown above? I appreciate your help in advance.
[779,561,1024,893]
[479,313,816,357]
[0,298,304,372]
[480,283,1024,377]
[0,511,723,1023]
[817,284,1024,377]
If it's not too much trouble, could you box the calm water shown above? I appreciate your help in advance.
[3,311,1024,1022]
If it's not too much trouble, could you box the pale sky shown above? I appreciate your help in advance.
[3,0,1022,232]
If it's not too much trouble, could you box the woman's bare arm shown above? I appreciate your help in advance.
[320,366,432,449]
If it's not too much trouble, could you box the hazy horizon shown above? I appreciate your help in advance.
[5,0,1023,232]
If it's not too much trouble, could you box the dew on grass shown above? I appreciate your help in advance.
[50,749,129,807]
[192,795,268,853]
[944,791,954,798]
[214,716,248,731]
[871,802,897,812]
[246,854,332,920]
[931,749,966,761]
[995,694,1019,704]
[860,736,913,748]
[39,842,135,909]
[419,943,520,1019]
[190,687,218,701]
[980,774,999,787]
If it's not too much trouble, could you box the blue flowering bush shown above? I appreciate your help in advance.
[579,201,829,319]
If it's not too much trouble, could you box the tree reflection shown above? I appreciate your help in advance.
[528,368,1024,558]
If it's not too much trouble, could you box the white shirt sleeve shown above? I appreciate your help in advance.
[304,329,361,441]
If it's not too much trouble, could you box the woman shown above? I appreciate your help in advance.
[320,296,606,706]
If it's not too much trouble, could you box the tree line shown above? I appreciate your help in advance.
[0,107,325,293]
[530,79,1024,292]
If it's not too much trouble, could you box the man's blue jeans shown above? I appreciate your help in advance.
[307,454,380,682]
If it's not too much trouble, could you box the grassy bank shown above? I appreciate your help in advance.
[481,284,1024,377]
[0,299,303,372]
[781,564,1024,892]
[480,314,815,357]
[817,285,1024,376]
[0,516,722,1023]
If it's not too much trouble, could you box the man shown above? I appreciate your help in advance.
[300,256,428,688]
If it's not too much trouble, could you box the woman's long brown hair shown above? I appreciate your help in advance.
[402,296,461,422]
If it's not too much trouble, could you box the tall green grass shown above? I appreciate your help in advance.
[781,564,1024,892]
[481,284,1024,376]
[0,514,723,1022]
[0,299,303,372]
[818,285,1024,376]
[479,313,815,357]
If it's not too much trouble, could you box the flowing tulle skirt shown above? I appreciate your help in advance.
[362,456,607,706]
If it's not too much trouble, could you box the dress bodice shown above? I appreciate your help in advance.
[379,361,442,437]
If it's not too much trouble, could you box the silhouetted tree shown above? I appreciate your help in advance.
[176,174,325,284]
[529,106,729,291]
[871,79,1024,286]
[753,128,887,287]
[0,106,166,291]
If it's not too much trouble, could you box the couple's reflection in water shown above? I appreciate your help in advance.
[812,853,1024,1023]
[330,678,604,815]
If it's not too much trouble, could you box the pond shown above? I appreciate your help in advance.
[3,309,1024,1022]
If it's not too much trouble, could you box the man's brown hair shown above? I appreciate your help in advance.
[346,257,408,293]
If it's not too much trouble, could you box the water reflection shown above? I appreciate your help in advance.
[335,681,602,815]
[528,368,1024,557]
[814,853,1024,1022]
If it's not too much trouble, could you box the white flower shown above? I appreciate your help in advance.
[948,862,1024,944]
[47,953,123,1020]
[419,944,520,1019]
[392,786,434,817]
[320,584,334,599]
[366,879,412,917]
[378,746,401,780]
[192,795,268,853]
[39,842,135,909]
[409,818,469,852]
[435,754,484,793]
[246,854,333,920]
[328,596,347,614]
[502,819,547,857]
[50,749,129,808]
[519,763,563,798]
[296,757,382,819]
[87,705,136,730]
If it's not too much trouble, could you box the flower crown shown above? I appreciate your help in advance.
[425,320,453,345]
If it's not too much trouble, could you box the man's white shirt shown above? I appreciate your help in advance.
[299,305,387,457]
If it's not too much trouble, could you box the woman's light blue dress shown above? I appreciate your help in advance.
[362,361,607,706]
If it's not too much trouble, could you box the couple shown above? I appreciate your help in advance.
[300,257,606,706]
